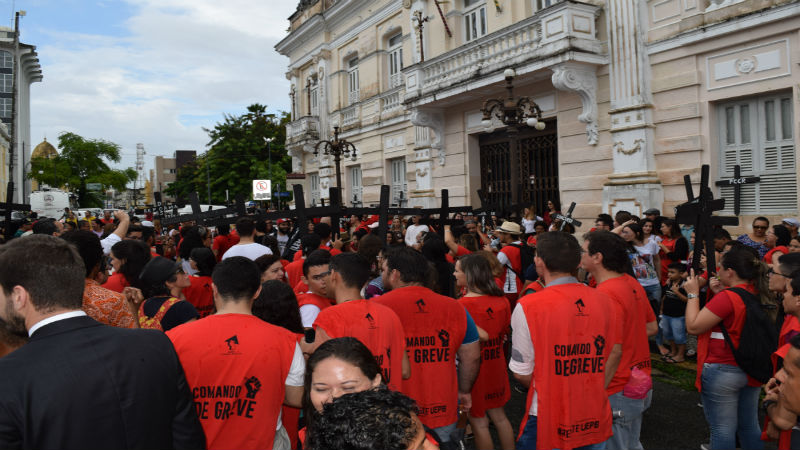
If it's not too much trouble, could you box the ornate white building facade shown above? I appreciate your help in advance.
[276,0,800,230]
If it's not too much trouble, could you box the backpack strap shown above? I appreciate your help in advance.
[717,287,756,353]
[138,297,182,331]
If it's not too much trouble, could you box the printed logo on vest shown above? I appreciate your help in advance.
[244,376,262,399]
[365,312,377,329]
[224,335,241,355]
[575,299,586,316]
[438,329,450,347]
[486,306,494,320]
[415,298,428,313]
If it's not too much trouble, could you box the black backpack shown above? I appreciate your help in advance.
[719,287,778,384]
[508,243,536,281]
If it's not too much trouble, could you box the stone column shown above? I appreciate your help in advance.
[602,0,662,216]
[409,109,444,208]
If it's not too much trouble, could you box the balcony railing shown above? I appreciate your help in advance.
[341,105,358,126]
[380,87,404,114]
[404,0,601,99]
[286,115,320,144]
[389,72,404,89]
[348,90,360,105]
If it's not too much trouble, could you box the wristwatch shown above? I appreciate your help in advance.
[687,293,699,299]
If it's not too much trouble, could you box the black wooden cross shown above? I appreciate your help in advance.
[473,189,500,231]
[0,182,31,241]
[159,192,246,226]
[553,202,582,231]
[676,165,739,275]
[714,164,760,216]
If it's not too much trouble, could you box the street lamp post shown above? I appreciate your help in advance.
[314,126,357,205]
[480,68,545,218]
[264,137,274,180]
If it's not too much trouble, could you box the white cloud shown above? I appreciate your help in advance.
[29,0,297,178]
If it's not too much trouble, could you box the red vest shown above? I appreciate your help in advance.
[313,299,406,392]
[183,275,215,318]
[297,292,333,311]
[459,295,511,414]
[375,285,467,429]
[499,244,523,292]
[519,284,615,449]
[167,314,296,449]
[285,260,304,290]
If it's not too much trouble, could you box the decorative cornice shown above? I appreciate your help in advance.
[551,62,598,145]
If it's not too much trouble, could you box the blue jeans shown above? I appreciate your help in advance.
[606,390,652,450]
[516,415,608,450]
[642,284,664,346]
[700,363,763,450]
[431,422,458,450]
[660,315,687,345]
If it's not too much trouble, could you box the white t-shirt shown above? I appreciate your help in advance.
[405,224,429,247]
[221,242,272,261]
[299,304,321,328]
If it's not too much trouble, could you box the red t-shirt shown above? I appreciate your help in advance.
[213,235,235,262]
[596,275,656,394]
[167,314,297,450]
[102,273,129,293]
[704,284,755,365]
[374,286,468,429]
[458,295,511,417]
[764,246,790,264]
[314,299,406,392]
[297,292,333,311]
[285,260,305,291]
[445,245,472,264]
[183,275,215,318]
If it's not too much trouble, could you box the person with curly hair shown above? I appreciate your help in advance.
[308,387,438,450]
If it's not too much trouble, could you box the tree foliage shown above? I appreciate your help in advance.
[166,104,291,205]
[28,132,137,207]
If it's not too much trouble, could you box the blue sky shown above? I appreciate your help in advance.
[4,0,296,177]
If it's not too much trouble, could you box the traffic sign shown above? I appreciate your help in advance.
[253,180,271,200]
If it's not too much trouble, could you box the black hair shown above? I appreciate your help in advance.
[773,224,792,247]
[111,239,151,289]
[252,280,304,334]
[533,220,548,231]
[254,254,283,274]
[126,224,144,237]
[314,222,332,240]
[384,246,429,285]
[217,223,230,236]
[330,253,371,290]
[721,244,770,306]
[255,219,267,233]
[791,274,800,297]
[625,222,645,243]
[190,247,217,277]
[236,217,255,237]
[421,234,455,297]
[713,227,732,241]
[211,256,261,302]
[309,387,419,450]
[668,262,687,272]
[596,214,613,228]
[779,253,800,278]
[614,210,632,225]
[304,249,332,278]
[356,233,384,276]
[32,219,59,235]
[754,216,770,226]
[301,233,323,257]
[141,225,155,244]
[536,231,581,274]
[548,198,561,211]
[304,337,382,447]
[61,230,104,278]
[0,235,85,312]
[179,225,210,260]
[583,231,633,275]
[661,218,681,239]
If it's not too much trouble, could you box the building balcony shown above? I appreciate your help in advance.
[286,115,320,146]
[403,0,603,105]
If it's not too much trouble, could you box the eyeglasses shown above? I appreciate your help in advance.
[311,271,330,281]
[768,268,791,278]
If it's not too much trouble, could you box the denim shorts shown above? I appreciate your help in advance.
[660,315,687,344]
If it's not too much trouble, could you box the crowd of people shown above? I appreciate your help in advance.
[1,200,800,450]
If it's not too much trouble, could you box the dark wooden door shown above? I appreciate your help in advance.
[479,121,559,216]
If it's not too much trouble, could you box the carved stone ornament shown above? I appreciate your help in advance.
[416,167,428,178]
[551,63,599,145]
[410,109,446,166]
[613,139,644,155]
[736,57,756,74]
[403,0,412,8]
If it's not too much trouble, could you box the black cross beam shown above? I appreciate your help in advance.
[329,187,342,239]
[159,192,246,226]
[676,165,739,275]
[553,202,582,231]
[714,164,760,216]
[0,182,31,241]
[473,189,500,230]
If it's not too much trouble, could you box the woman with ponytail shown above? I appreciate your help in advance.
[684,245,770,450]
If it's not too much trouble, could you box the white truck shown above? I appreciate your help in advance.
[29,188,72,219]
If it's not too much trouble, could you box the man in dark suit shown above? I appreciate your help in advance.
[0,235,206,450]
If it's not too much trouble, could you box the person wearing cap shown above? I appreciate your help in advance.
[136,257,199,331]
[494,221,525,306]
[783,218,800,240]
[643,208,660,219]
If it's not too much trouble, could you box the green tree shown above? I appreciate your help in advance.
[167,104,291,205]
[28,132,137,207]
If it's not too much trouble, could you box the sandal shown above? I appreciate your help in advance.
[662,355,677,363]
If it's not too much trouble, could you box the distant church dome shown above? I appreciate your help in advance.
[32,138,57,159]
